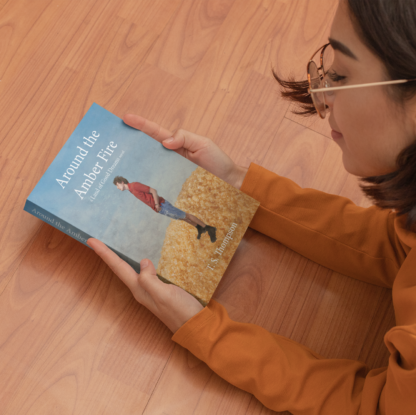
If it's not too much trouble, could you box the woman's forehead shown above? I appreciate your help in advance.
[330,1,383,68]
[330,1,359,54]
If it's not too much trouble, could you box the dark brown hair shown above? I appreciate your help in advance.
[113,176,129,185]
[274,0,416,231]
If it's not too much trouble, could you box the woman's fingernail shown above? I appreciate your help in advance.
[141,259,149,269]
[163,137,174,144]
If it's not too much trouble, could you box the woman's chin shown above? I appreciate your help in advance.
[341,155,367,177]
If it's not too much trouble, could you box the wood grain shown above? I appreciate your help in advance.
[146,0,236,81]
[0,0,394,414]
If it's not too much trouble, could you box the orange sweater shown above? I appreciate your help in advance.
[172,164,416,415]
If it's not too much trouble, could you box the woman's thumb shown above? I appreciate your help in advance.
[162,129,202,152]
[162,134,186,151]
[139,259,163,291]
[162,136,177,148]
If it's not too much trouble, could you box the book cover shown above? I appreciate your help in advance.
[24,104,260,305]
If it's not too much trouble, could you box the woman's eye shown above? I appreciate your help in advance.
[327,70,346,83]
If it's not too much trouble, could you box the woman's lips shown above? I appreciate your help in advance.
[331,129,343,140]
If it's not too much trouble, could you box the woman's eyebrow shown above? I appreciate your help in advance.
[328,37,358,60]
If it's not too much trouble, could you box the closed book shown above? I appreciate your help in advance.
[24,103,260,305]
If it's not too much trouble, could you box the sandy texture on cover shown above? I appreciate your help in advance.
[157,167,259,305]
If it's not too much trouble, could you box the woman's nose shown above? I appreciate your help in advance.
[324,91,335,113]
[323,76,335,112]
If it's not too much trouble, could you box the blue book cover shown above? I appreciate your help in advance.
[24,104,259,305]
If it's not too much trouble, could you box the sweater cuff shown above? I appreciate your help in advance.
[241,162,284,201]
[240,163,264,199]
[172,300,217,346]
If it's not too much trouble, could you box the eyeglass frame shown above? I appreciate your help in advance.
[307,42,416,119]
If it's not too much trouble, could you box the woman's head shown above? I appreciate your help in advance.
[326,0,416,177]
[275,0,416,229]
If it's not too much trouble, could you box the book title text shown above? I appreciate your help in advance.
[55,131,119,200]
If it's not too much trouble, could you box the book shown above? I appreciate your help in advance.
[24,104,260,305]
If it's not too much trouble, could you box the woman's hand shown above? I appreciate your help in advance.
[123,114,248,189]
[87,238,203,333]
[90,115,247,331]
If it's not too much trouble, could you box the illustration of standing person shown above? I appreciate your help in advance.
[113,176,217,242]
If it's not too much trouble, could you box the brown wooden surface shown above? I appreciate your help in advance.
[0,1,394,414]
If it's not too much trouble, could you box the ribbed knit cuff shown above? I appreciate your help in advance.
[240,163,269,200]
[172,300,217,346]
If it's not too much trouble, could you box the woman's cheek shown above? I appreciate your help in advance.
[330,100,371,175]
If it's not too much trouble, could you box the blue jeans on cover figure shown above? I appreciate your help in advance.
[159,200,187,220]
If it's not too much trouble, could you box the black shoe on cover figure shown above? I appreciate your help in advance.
[206,225,217,243]
[196,224,207,239]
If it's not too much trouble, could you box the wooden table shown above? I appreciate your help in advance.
[0,1,394,414]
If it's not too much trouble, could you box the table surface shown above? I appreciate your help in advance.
[0,1,394,414]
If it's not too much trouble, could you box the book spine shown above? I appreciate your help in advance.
[23,199,143,274]
[24,199,92,248]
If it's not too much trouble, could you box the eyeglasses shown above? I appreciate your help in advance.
[307,43,416,119]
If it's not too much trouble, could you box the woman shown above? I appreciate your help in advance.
[88,0,416,413]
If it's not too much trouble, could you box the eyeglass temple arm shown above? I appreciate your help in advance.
[310,79,414,93]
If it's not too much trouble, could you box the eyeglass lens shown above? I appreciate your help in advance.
[322,44,334,74]
[308,61,326,117]
[309,44,334,119]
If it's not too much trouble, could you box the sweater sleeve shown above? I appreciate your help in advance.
[173,299,416,415]
[172,164,416,415]
[380,249,416,414]
[172,300,368,415]
[240,163,407,288]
